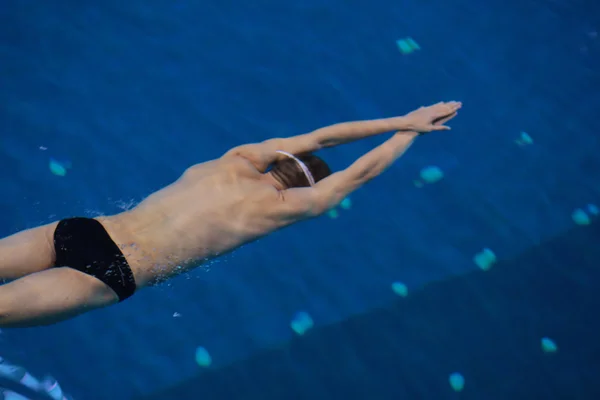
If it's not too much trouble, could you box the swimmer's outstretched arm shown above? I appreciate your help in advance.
[271,131,422,219]
[281,108,459,217]
[304,131,421,213]
[225,101,461,171]
[299,101,461,151]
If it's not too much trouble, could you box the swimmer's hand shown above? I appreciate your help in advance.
[403,101,462,133]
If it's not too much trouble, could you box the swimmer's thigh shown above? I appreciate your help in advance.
[0,267,119,328]
[0,222,58,280]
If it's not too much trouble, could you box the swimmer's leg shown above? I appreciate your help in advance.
[0,267,118,328]
[0,223,58,281]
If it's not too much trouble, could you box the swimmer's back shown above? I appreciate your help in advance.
[110,156,286,285]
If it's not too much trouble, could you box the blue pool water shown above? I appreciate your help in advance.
[1,0,599,399]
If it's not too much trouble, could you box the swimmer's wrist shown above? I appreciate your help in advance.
[392,116,414,131]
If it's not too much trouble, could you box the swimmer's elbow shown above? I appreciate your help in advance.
[302,189,345,217]
[283,179,351,218]
[311,172,362,213]
[306,197,331,217]
[281,189,324,218]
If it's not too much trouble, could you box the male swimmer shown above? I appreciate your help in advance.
[0,101,461,328]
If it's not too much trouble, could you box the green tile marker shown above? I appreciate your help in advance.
[396,37,421,54]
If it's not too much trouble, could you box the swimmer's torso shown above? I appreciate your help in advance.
[98,157,289,287]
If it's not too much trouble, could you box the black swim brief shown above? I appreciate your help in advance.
[53,217,136,302]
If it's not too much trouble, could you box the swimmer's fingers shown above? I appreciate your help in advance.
[445,101,462,111]
[431,112,458,130]
[424,101,462,127]
[430,101,461,115]
[404,101,461,132]
[435,111,457,125]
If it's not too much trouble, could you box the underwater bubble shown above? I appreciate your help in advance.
[195,346,212,367]
[572,208,591,225]
[290,311,314,335]
[541,337,558,353]
[473,248,497,271]
[448,372,465,392]
[340,197,352,210]
[419,166,444,183]
[391,281,408,297]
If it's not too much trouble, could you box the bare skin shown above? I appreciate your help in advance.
[0,101,461,327]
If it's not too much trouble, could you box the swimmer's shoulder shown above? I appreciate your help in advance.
[183,156,256,177]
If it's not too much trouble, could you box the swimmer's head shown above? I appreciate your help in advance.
[269,153,331,189]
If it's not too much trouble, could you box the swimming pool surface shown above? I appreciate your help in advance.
[1,0,599,399]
